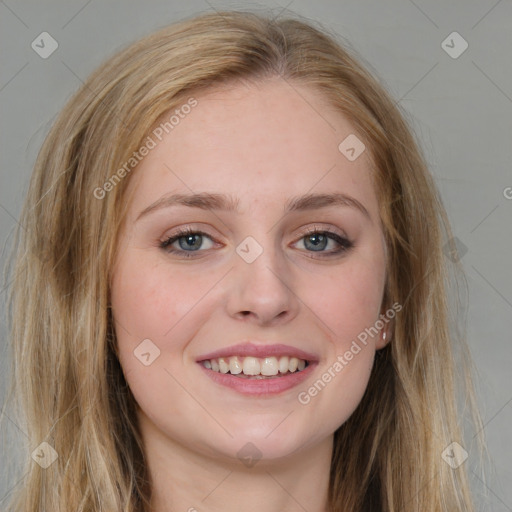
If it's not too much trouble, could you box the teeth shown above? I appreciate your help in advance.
[229,356,243,375]
[261,357,279,376]
[201,355,309,376]
[218,357,230,374]
[243,356,260,375]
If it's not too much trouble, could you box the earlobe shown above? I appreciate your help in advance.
[376,327,392,350]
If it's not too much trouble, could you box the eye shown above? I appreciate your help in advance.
[293,226,354,257]
[159,227,215,257]
[159,225,354,259]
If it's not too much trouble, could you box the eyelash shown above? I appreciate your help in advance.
[159,226,354,259]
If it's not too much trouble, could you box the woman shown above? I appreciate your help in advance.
[2,10,484,511]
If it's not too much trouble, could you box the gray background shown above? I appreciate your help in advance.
[1,0,511,509]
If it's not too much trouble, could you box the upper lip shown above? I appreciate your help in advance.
[196,342,319,362]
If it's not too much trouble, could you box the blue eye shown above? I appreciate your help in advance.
[159,228,214,256]
[159,227,354,258]
[297,227,353,254]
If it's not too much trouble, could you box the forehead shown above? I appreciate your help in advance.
[125,77,379,222]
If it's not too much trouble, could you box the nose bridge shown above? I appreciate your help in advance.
[227,230,298,323]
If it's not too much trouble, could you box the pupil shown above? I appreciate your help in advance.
[307,233,327,251]
[181,234,201,250]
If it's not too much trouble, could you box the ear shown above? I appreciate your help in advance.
[375,325,391,350]
[375,304,394,350]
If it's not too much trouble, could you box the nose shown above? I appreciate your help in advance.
[225,239,300,326]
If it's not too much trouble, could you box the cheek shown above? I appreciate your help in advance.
[110,253,199,415]
[318,256,386,348]
[111,252,197,342]
[296,262,383,430]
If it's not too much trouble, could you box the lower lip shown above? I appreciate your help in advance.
[197,362,317,396]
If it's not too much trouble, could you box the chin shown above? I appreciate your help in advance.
[224,425,306,461]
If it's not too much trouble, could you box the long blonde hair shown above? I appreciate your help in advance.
[1,9,486,511]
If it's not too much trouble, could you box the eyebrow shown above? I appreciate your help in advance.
[136,192,371,221]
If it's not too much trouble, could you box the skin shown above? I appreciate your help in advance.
[110,77,389,512]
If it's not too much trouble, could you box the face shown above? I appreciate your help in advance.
[110,77,388,464]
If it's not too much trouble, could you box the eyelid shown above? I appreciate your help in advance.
[161,223,347,242]
[301,223,347,238]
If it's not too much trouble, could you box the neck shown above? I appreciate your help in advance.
[139,412,333,512]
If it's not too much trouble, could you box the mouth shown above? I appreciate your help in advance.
[199,355,310,379]
[196,342,319,395]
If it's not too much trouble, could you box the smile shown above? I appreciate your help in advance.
[201,355,308,378]
[197,358,317,396]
